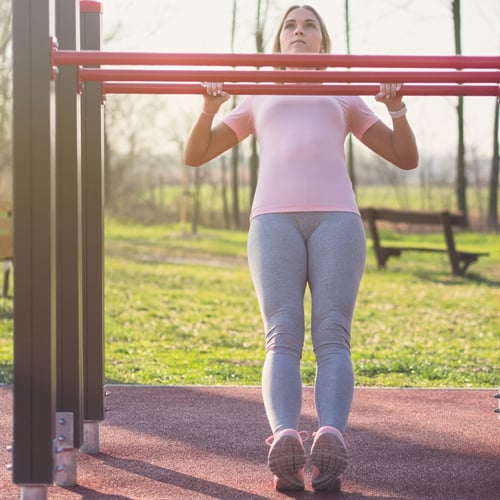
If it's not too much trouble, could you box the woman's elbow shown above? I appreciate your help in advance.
[183,158,201,167]
[182,150,203,167]
[397,149,419,170]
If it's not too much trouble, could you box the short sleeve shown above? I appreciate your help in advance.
[348,96,380,140]
[222,96,255,142]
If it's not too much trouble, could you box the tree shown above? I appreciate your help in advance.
[487,100,499,230]
[101,1,174,217]
[228,0,241,229]
[345,0,356,191]
[0,0,12,197]
[249,0,270,206]
[220,155,230,229]
[452,0,468,223]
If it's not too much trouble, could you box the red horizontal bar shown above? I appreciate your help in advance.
[54,50,500,69]
[80,1,102,13]
[81,68,500,84]
[102,82,500,97]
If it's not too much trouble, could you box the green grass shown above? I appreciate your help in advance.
[129,184,492,229]
[0,219,498,388]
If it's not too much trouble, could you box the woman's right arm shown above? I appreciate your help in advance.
[183,83,239,167]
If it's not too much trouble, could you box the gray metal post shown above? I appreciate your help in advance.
[54,0,83,486]
[12,0,57,495]
[80,0,105,455]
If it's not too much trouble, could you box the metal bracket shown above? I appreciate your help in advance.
[50,37,59,80]
[53,412,77,487]
[104,386,111,411]
[5,444,12,472]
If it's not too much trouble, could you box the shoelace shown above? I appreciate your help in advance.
[265,430,310,447]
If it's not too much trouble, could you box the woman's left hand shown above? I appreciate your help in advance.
[375,83,403,109]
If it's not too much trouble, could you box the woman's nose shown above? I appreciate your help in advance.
[294,26,303,35]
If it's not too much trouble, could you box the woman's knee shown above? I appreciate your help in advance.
[265,321,304,356]
[312,317,351,358]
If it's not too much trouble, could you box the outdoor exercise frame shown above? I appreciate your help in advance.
[10,0,500,498]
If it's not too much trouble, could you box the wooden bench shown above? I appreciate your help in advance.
[0,201,13,297]
[359,207,489,276]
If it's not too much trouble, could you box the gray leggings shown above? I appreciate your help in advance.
[247,211,366,434]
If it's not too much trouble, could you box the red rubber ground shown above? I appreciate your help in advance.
[1,385,498,499]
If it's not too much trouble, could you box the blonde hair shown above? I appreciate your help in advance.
[272,5,332,54]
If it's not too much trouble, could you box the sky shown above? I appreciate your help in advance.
[99,0,500,160]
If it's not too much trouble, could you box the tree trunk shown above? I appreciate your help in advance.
[453,0,468,223]
[220,156,230,229]
[345,0,356,190]
[250,141,258,204]
[104,129,112,209]
[179,161,189,233]
[487,100,499,230]
[0,2,12,191]
[192,168,201,235]
[230,106,240,229]
[249,0,267,210]
[230,0,240,228]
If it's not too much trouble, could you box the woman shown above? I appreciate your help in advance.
[184,4,418,493]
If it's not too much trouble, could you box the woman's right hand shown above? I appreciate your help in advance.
[201,82,230,114]
[184,82,237,166]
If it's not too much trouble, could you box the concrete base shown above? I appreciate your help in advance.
[80,420,100,454]
[20,485,48,500]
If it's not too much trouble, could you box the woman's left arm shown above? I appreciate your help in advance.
[361,84,419,171]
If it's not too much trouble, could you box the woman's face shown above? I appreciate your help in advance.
[279,7,323,54]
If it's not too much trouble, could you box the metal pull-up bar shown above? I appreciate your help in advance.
[51,48,500,97]
[52,50,500,69]
[80,68,500,84]
[101,83,499,97]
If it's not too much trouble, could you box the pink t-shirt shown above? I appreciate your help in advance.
[222,95,379,220]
